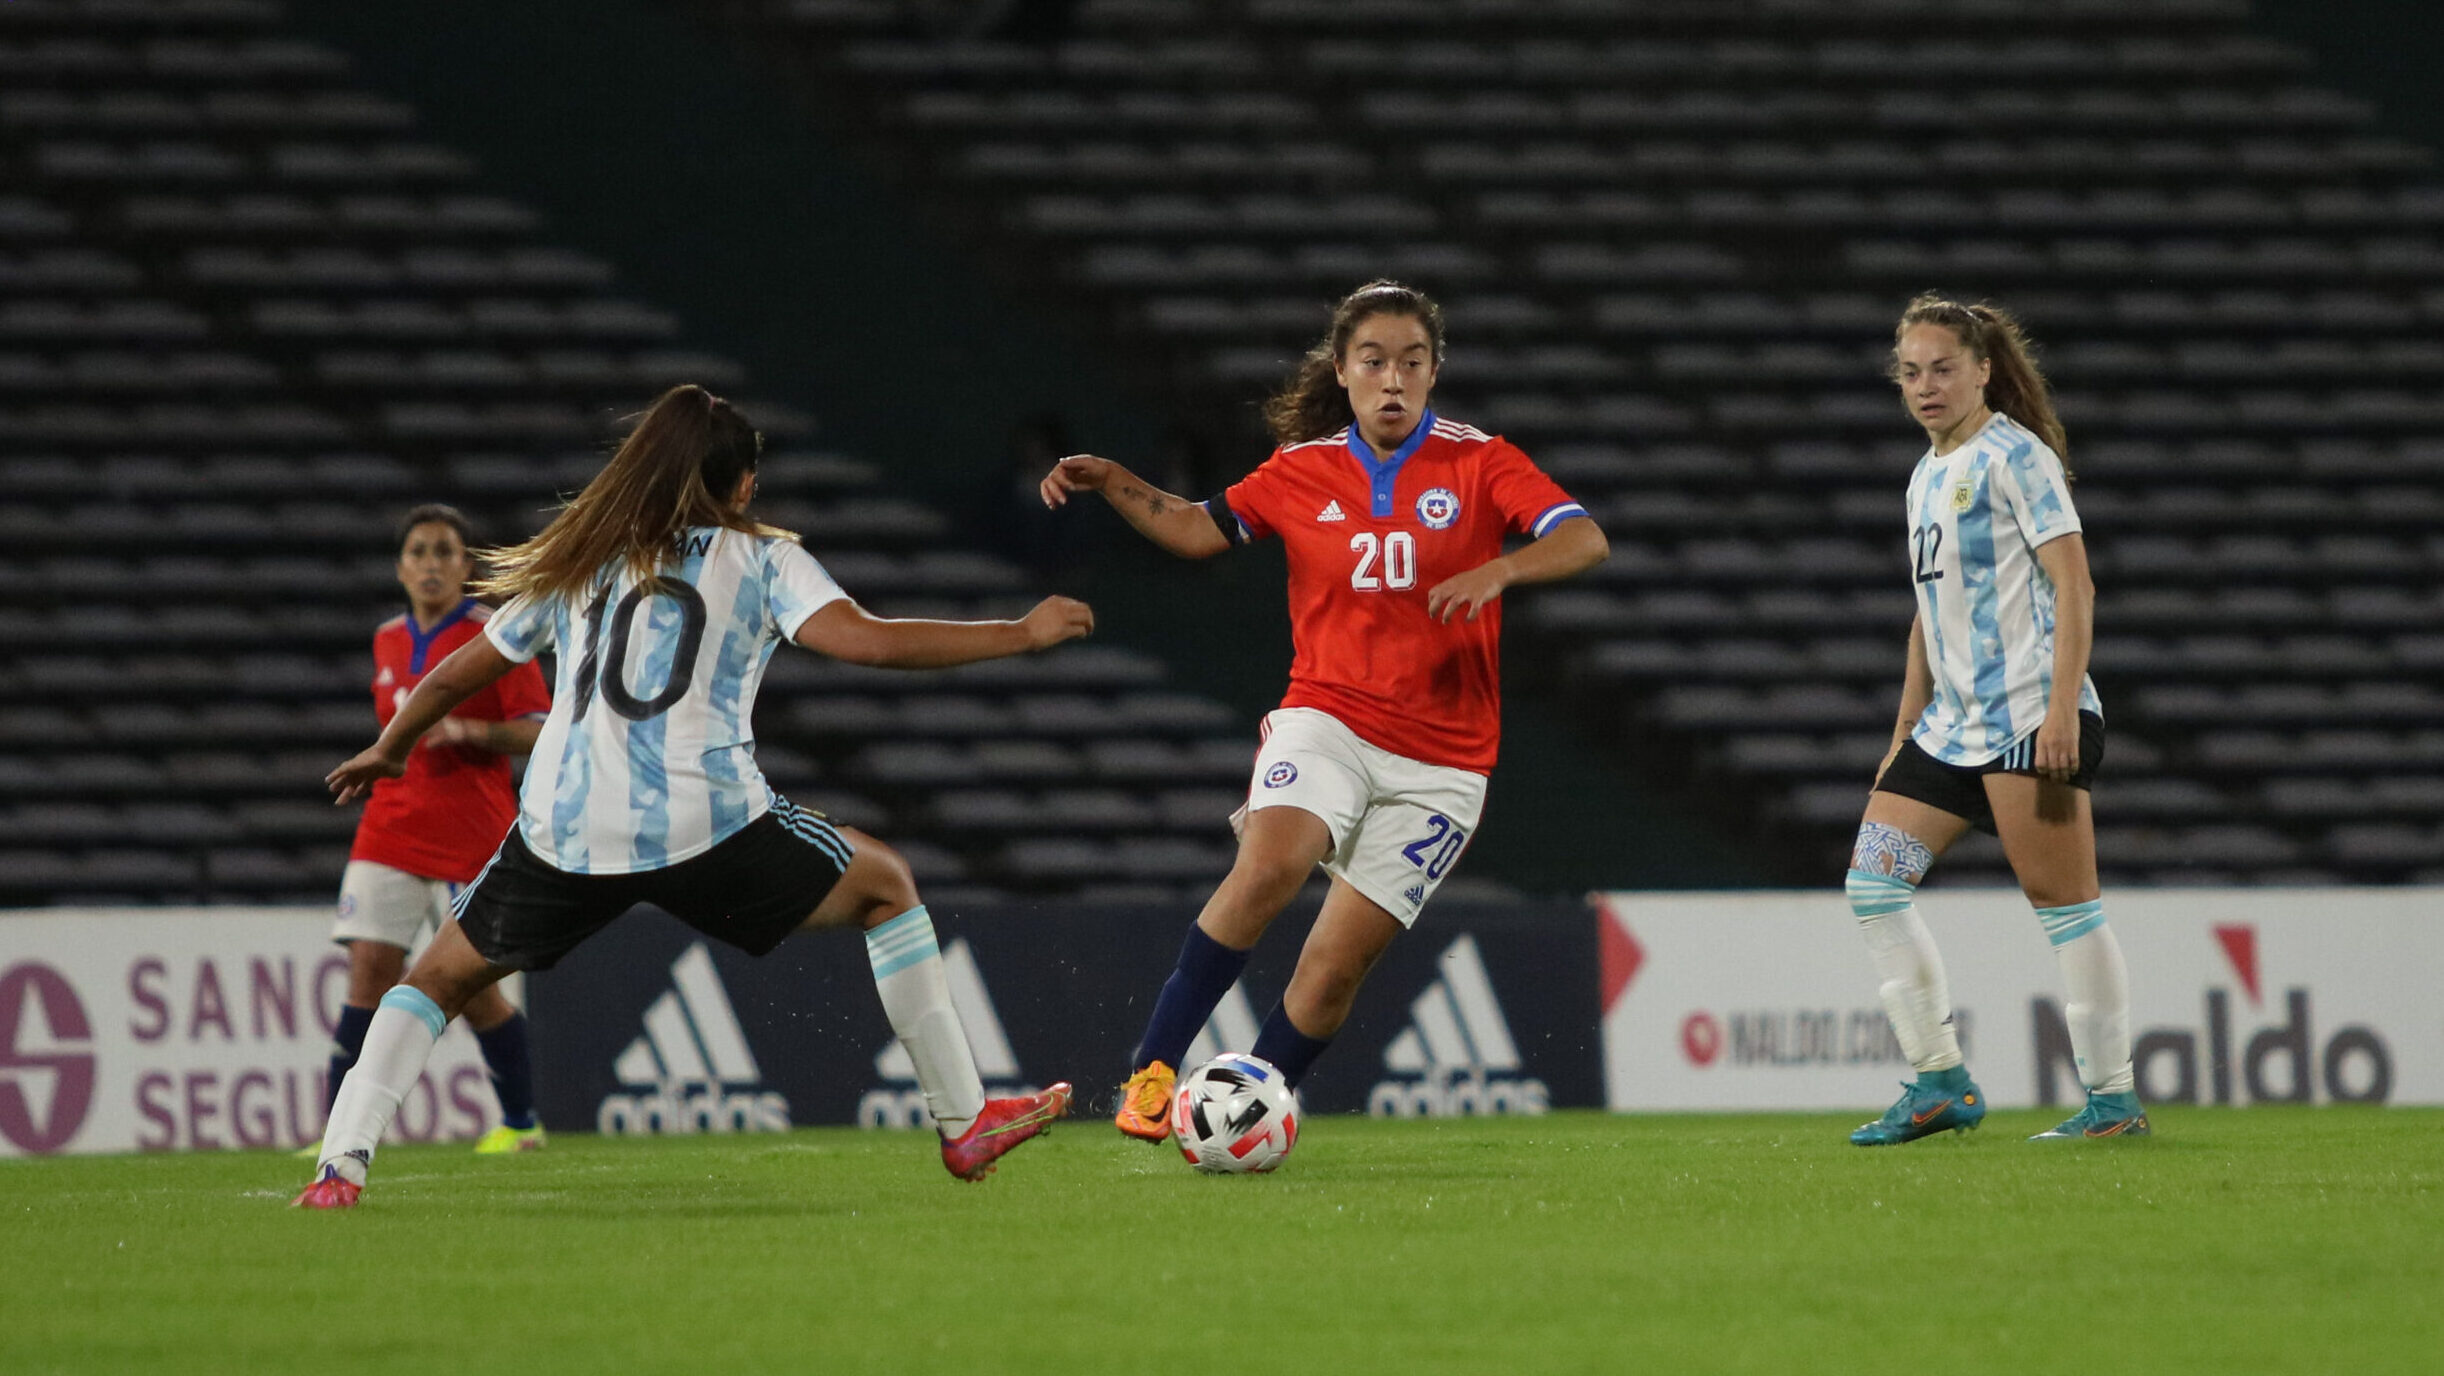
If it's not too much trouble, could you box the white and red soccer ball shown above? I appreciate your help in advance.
[1172,1053,1300,1174]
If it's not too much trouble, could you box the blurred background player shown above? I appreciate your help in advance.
[298,385,1091,1207]
[1846,294,2148,1146]
[326,503,550,1155]
[1041,281,1609,1139]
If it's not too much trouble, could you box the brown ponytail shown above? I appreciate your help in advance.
[1262,280,1446,446]
[1894,293,2070,475]
[477,384,789,603]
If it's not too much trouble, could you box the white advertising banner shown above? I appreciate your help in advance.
[0,908,500,1157]
[1597,888,2444,1111]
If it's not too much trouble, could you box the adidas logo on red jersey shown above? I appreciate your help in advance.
[1316,500,1347,522]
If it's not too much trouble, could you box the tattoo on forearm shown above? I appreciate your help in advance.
[1118,483,1168,517]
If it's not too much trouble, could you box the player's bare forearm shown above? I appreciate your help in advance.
[1500,516,1608,586]
[330,637,514,802]
[1879,616,1936,781]
[794,596,1093,669]
[1896,616,1935,729]
[385,639,513,753]
[1426,515,1608,622]
[1040,454,1227,559]
[433,716,544,756]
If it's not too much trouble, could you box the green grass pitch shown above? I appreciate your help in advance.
[3,1107,2437,1375]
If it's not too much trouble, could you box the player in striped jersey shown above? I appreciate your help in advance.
[1041,281,1608,1141]
[1847,294,2147,1145]
[296,386,1092,1207]
[324,505,551,1156]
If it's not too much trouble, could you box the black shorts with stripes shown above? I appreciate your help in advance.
[452,798,856,972]
[1874,711,2106,836]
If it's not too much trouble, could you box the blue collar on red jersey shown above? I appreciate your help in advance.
[404,597,476,675]
[1345,407,1436,518]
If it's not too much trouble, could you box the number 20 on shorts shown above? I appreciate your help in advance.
[1402,813,1467,880]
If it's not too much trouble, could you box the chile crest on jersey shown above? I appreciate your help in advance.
[1415,487,1460,529]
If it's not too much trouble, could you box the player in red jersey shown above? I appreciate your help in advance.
[325,504,553,1153]
[1041,281,1609,1139]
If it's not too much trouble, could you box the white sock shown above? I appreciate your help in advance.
[2039,901,2134,1095]
[1847,870,1963,1074]
[316,986,447,1183]
[864,906,984,1137]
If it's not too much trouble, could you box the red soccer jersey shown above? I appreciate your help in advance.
[349,599,552,883]
[1214,411,1588,773]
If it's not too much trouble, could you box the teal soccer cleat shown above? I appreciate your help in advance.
[2031,1090,2151,1140]
[1850,1072,1985,1146]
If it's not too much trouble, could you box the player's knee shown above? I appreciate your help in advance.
[846,837,920,915]
[1223,847,1312,910]
[1846,867,1917,923]
[1850,821,1935,886]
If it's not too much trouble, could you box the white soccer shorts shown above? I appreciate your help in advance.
[332,860,461,951]
[1234,707,1488,927]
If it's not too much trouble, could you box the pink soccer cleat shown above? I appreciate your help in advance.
[940,1082,1073,1182]
[290,1165,362,1210]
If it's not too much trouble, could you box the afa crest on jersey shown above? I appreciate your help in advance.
[1951,481,1975,513]
[1415,487,1461,529]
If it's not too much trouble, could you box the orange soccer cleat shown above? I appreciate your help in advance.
[1113,1061,1177,1143]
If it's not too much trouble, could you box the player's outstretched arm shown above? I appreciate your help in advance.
[793,595,1093,670]
[327,635,518,804]
[1425,514,1610,623]
[426,716,544,756]
[1040,454,1229,560]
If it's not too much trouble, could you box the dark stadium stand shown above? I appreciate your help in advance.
[681,0,2444,888]
[0,0,1287,908]
[7,0,2442,904]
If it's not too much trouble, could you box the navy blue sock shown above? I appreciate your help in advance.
[1133,924,1250,1072]
[1250,1002,1333,1088]
[325,1003,375,1114]
[474,1011,538,1130]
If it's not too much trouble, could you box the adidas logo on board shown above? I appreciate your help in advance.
[1369,935,1550,1118]
[596,943,791,1135]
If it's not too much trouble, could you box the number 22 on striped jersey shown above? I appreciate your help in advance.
[1349,531,1417,591]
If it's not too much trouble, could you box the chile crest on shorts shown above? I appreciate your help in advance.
[1415,487,1460,530]
[1263,761,1298,788]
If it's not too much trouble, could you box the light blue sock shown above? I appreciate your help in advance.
[865,907,984,1135]
[316,986,448,1183]
[2037,901,2133,1095]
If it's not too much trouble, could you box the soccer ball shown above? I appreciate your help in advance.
[1171,1053,1299,1174]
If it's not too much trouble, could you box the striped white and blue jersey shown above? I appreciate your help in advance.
[1904,412,2101,765]
[485,527,848,874]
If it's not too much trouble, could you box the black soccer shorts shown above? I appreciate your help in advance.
[451,797,856,971]
[1873,710,2106,836]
